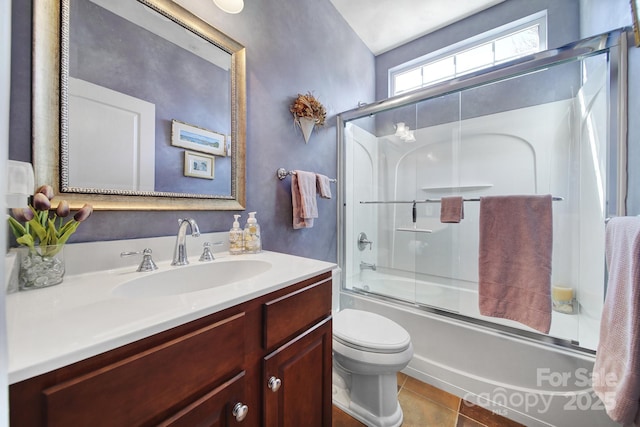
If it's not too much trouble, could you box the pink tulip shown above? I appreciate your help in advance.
[33,193,51,211]
[73,204,93,222]
[11,207,34,222]
[56,200,70,217]
[35,184,54,200]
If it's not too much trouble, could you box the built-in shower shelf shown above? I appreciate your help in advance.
[421,184,493,192]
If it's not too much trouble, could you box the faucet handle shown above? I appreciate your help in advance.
[120,248,159,272]
[199,241,223,262]
[199,242,215,262]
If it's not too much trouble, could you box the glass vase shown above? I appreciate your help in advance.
[19,245,65,291]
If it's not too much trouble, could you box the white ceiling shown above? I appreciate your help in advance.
[329,0,506,55]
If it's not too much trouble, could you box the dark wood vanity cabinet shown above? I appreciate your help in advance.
[9,271,333,427]
[263,319,332,427]
[262,276,333,427]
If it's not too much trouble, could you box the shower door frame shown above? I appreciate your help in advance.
[336,28,629,352]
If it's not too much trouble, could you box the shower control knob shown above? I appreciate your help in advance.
[268,376,282,392]
[357,232,373,251]
[232,402,249,422]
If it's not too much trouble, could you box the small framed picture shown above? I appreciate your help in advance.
[171,119,227,156]
[184,150,215,179]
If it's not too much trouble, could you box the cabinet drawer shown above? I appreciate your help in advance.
[263,277,331,350]
[160,371,246,427]
[43,312,245,427]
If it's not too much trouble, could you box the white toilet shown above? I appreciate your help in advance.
[332,308,414,427]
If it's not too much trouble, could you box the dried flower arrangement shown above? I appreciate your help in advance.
[290,92,327,127]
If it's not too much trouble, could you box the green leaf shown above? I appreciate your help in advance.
[41,245,63,257]
[46,219,58,246]
[16,234,34,250]
[57,220,77,238]
[27,217,47,243]
[56,221,80,246]
[39,210,48,227]
[7,216,26,240]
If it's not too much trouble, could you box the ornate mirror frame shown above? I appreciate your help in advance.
[32,0,246,210]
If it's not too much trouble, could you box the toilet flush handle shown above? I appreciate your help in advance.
[268,376,282,392]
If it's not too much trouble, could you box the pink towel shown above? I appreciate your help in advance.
[593,217,640,424]
[291,170,317,229]
[316,174,332,199]
[478,195,553,334]
[440,196,464,223]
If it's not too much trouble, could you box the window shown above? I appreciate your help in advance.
[389,11,548,97]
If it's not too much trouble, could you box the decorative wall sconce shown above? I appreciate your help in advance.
[213,0,244,14]
[394,122,416,142]
[290,92,327,143]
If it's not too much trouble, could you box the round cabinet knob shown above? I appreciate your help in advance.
[232,402,249,422]
[267,376,282,392]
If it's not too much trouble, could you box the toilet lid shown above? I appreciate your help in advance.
[333,309,411,353]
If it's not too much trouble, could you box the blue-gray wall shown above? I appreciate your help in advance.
[9,0,375,262]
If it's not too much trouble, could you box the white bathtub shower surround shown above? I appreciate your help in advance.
[340,290,618,427]
[339,32,624,427]
[344,94,607,349]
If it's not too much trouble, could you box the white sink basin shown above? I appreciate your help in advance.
[112,259,272,298]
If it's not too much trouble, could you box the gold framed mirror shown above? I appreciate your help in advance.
[33,0,246,210]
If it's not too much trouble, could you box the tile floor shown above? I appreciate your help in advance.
[332,373,526,427]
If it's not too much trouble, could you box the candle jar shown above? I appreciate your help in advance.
[552,286,576,314]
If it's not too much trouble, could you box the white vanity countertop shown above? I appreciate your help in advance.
[6,250,335,384]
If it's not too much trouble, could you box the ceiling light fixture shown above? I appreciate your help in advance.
[394,122,416,143]
[213,0,244,14]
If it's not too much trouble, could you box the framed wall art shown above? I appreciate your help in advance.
[172,119,227,156]
[184,150,215,179]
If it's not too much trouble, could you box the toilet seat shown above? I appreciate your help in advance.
[333,309,411,354]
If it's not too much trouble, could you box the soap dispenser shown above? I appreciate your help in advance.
[243,212,261,253]
[229,214,244,255]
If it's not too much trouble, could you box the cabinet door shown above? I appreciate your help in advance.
[263,317,332,427]
[160,371,248,427]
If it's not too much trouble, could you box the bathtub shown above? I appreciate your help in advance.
[351,271,583,344]
[339,271,617,427]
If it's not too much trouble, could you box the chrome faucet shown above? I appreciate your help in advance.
[172,218,201,266]
[360,261,377,271]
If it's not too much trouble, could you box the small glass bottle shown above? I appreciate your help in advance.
[229,214,244,255]
[243,212,261,253]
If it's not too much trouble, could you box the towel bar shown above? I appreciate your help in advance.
[360,197,563,204]
[276,168,337,182]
